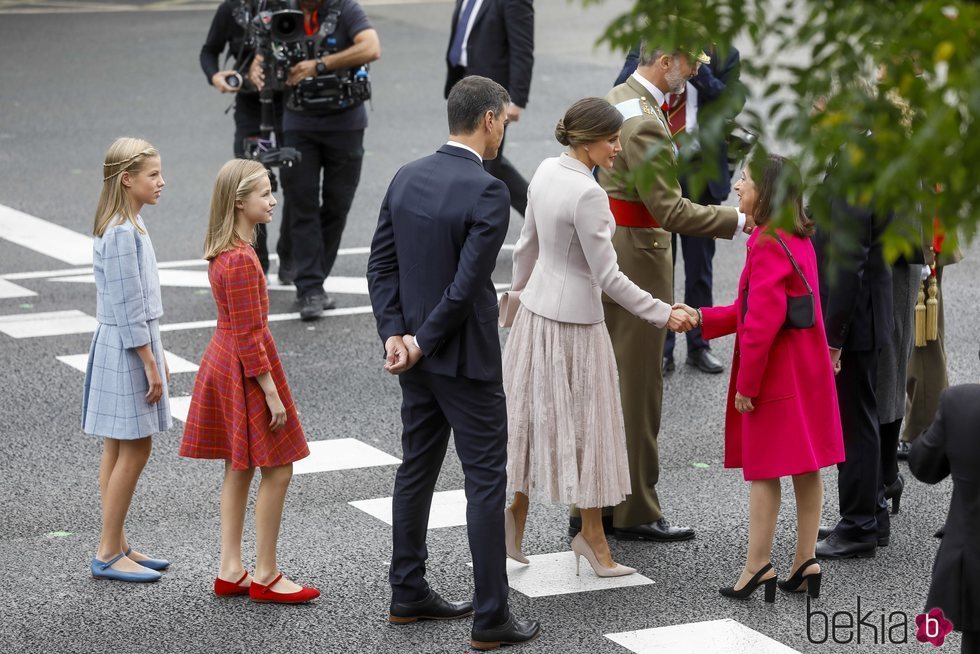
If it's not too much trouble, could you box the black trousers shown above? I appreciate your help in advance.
[835,348,890,541]
[389,369,510,630]
[233,93,291,273]
[484,127,527,216]
[282,129,364,299]
[664,231,716,357]
[963,631,979,654]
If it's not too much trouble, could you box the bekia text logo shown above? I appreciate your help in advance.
[915,608,953,647]
[807,598,955,646]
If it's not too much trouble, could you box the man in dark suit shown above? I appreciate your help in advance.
[445,0,534,216]
[367,75,539,651]
[814,191,895,559]
[615,45,745,374]
[909,373,980,654]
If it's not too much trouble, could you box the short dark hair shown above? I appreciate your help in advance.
[751,154,815,238]
[447,76,510,135]
[555,97,623,146]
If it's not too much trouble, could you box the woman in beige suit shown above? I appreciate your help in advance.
[503,98,694,577]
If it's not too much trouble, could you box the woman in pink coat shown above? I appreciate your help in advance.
[681,155,844,603]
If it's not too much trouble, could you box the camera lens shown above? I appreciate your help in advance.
[225,72,243,89]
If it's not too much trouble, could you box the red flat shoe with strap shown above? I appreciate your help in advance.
[249,573,320,604]
[214,571,251,597]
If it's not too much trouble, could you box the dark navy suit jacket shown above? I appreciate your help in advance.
[367,145,510,382]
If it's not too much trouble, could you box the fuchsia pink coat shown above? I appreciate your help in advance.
[701,228,845,480]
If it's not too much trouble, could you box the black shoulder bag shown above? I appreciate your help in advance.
[742,233,816,330]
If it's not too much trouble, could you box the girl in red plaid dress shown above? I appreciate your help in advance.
[180,159,318,604]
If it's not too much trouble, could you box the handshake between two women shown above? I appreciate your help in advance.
[668,303,701,333]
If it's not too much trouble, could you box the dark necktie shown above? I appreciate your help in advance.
[448,0,477,68]
[667,90,687,140]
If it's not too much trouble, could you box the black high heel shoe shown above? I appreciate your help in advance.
[884,474,904,514]
[720,563,776,603]
[777,558,822,598]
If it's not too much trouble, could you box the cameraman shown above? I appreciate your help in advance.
[200,0,294,283]
[251,0,381,321]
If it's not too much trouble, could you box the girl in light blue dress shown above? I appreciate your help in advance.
[82,137,171,583]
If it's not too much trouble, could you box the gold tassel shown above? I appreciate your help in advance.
[914,283,927,347]
[926,274,939,341]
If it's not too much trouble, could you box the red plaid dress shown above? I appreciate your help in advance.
[180,245,308,470]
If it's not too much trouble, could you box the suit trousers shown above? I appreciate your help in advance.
[389,369,510,630]
[664,230,716,358]
[282,129,364,299]
[835,348,890,541]
[233,93,291,274]
[962,631,979,654]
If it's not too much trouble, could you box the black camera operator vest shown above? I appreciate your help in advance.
[285,0,371,115]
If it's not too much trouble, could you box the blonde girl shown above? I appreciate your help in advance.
[84,137,171,582]
[180,159,318,603]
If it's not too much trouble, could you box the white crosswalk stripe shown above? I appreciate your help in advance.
[0,279,37,299]
[57,350,199,374]
[0,310,98,338]
[350,489,468,528]
[293,438,401,474]
[473,554,655,597]
[0,203,93,265]
[606,619,802,654]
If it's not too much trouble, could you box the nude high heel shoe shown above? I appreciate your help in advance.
[504,507,529,564]
[570,533,636,577]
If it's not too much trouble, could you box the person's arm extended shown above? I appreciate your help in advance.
[287,29,381,85]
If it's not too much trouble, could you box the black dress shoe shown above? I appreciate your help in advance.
[687,348,724,374]
[298,293,325,321]
[614,518,695,542]
[896,440,911,460]
[568,515,614,537]
[815,531,877,559]
[389,589,473,624]
[663,355,676,373]
[818,525,888,547]
[470,615,541,651]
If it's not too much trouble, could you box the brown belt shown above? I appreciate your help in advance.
[608,197,661,228]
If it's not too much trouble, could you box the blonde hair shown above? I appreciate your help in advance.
[204,159,270,261]
[93,137,159,237]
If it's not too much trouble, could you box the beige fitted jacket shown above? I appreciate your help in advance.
[509,154,671,327]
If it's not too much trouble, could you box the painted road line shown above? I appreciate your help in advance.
[293,438,401,475]
[350,490,468,529]
[0,204,93,265]
[159,305,375,333]
[605,619,801,654]
[0,279,37,299]
[0,310,98,338]
[57,350,199,374]
[169,396,192,423]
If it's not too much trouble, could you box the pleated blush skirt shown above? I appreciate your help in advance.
[503,306,631,509]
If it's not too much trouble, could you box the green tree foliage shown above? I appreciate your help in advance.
[591,0,979,258]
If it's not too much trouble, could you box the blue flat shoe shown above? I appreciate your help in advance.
[125,548,170,571]
[91,553,161,583]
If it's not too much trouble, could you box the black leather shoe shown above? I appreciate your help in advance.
[298,293,325,321]
[389,589,473,624]
[614,518,695,542]
[686,348,724,374]
[470,615,541,650]
[815,531,877,559]
[568,515,614,537]
[663,355,676,372]
[277,262,295,286]
[818,525,888,547]
[896,440,911,460]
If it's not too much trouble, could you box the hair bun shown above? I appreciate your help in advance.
[554,119,570,146]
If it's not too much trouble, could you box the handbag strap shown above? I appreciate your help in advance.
[773,233,814,297]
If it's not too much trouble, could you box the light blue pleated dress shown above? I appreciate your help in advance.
[82,217,172,439]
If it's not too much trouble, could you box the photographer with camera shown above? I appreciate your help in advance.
[250,0,381,321]
[200,0,294,283]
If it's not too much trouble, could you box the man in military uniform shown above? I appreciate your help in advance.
[576,44,752,542]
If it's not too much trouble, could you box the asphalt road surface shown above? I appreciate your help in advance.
[0,2,978,653]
